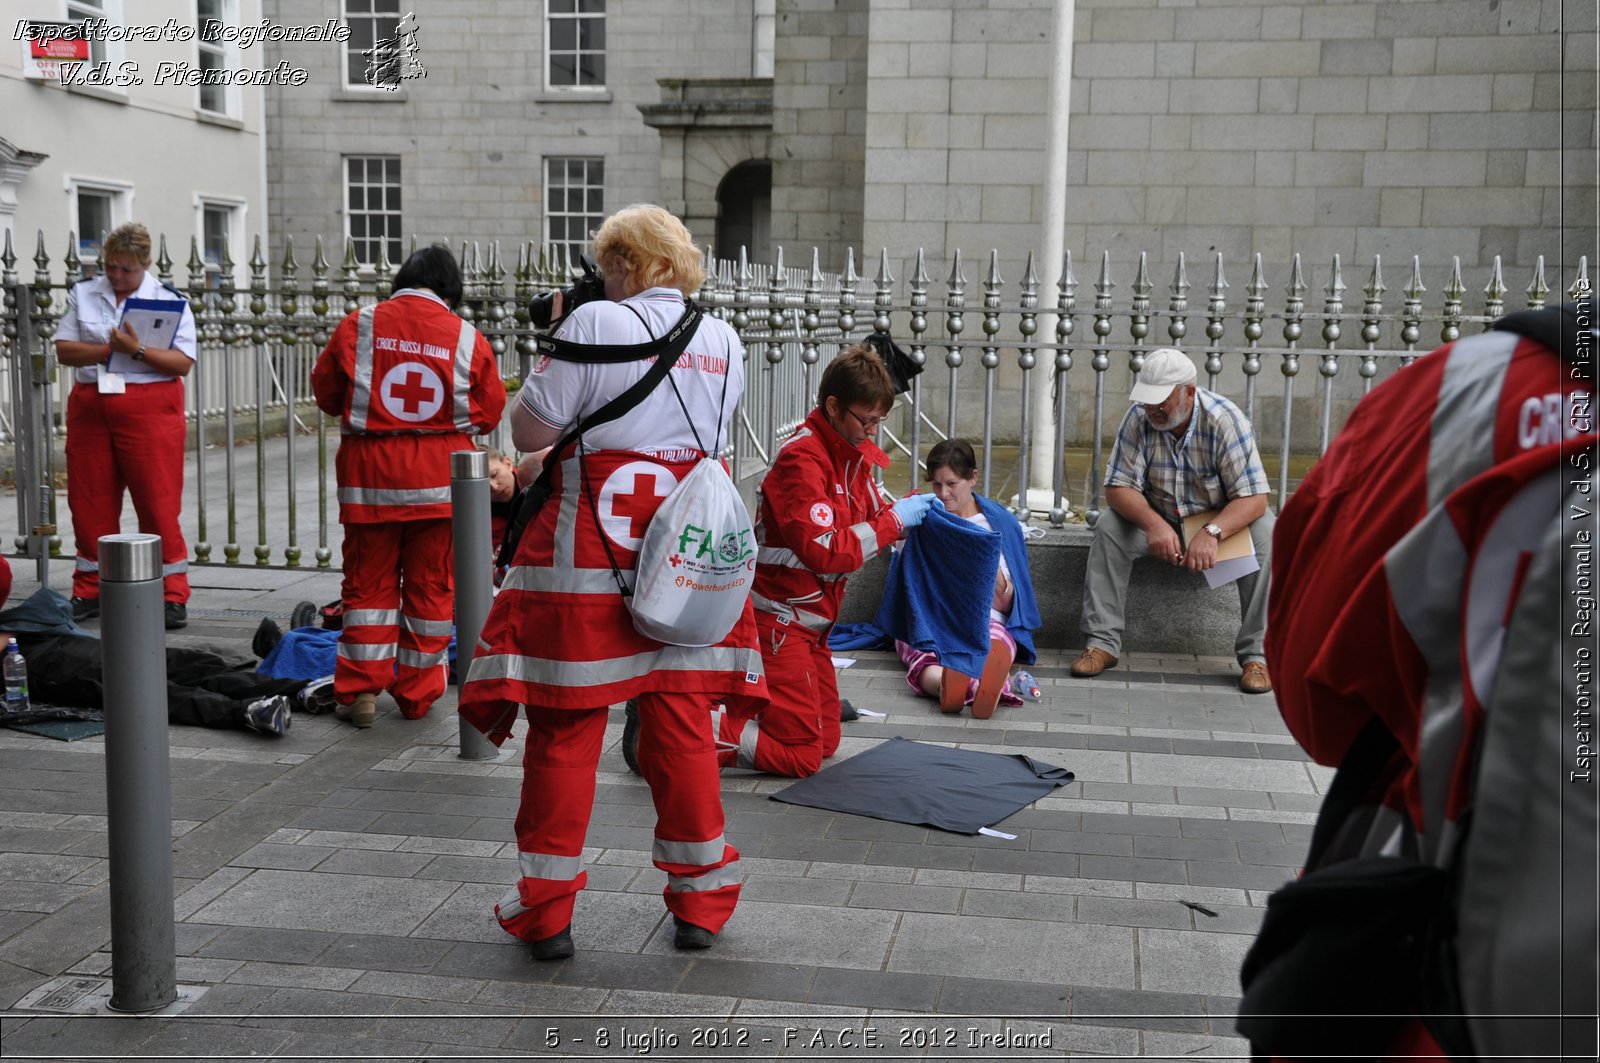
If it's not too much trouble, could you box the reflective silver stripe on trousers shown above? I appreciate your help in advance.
[849,521,882,562]
[738,719,760,769]
[452,319,475,432]
[496,885,530,921]
[337,641,395,662]
[667,859,741,893]
[471,644,766,690]
[519,850,583,881]
[338,485,453,506]
[344,608,400,627]
[348,305,377,433]
[75,557,99,572]
[653,835,728,867]
[398,647,447,668]
[161,560,188,576]
[500,563,636,596]
[1426,330,1518,508]
[401,614,454,636]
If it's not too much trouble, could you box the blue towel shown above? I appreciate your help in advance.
[831,496,1040,674]
[257,627,339,679]
[877,502,1000,676]
[257,627,458,680]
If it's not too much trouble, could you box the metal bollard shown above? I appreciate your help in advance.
[100,534,177,1013]
[451,450,499,761]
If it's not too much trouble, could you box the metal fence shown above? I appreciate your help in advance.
[3,226,1591,569]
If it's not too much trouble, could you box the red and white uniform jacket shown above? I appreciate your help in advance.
[459,447,768,743]
[312,289,505,523]
[459,294,766,743]
[1265,321,1597,1059]
[751,405,904,637]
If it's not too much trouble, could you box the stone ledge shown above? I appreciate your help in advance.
[838,524,1249,658]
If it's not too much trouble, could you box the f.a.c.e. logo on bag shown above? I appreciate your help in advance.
[671,523,755,570]
[630,458,758,646]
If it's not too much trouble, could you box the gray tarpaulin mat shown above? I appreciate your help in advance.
[769,736,1074,835]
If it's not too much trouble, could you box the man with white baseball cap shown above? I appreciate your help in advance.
[1072,347,1275,693]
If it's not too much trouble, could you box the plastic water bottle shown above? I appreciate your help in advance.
[1013,669,1042,701]
[3,638,28,715]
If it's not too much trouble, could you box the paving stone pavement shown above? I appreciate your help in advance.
[0,556,1322,1060]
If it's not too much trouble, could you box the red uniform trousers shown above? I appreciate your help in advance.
[495,690,741,942]
[65,381,190,603]
[335,519,453,718]
[716,613,841,778]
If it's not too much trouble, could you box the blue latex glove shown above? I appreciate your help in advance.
[892,492,936,529]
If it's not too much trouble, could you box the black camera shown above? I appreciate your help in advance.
[529,253,606,330]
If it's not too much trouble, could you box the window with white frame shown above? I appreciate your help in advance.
[544,158,604,266]
[77,191,113,259]
[69,178,131,264]
[195,0,237,115]
[198,200,242,289]
[342,0,401,88]
[546,0,605,90]
[64,0,123,74]
[345,156,401,266]
[753,0,775,78]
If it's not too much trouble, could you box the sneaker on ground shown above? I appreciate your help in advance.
[296,675,337,715]
[243,695,291,736]
[164,602,188,630]
[71,597,99,621]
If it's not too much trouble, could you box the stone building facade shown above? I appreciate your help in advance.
[773,0,1592,289]
[263,0,771,267]
[262,0,1590,296]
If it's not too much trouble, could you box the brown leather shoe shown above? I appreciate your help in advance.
[1239,661,1272,694]
[1070,647,1118,678]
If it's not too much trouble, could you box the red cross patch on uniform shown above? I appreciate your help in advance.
[379,363,445,422]
[809,502,834,528]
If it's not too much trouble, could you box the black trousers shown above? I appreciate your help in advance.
[18,635,303,730]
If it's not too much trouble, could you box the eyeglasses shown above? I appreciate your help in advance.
[844,407,887,431]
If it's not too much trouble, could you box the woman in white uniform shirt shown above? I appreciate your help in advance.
[51,222,197,629]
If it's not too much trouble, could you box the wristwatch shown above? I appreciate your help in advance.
[1202,522,1223,539]
[133,345,146,362]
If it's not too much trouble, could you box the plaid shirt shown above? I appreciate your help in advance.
[1103,387,1269,522]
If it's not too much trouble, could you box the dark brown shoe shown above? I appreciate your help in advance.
[1070,647,1118,677]
[1239,661,1272,694]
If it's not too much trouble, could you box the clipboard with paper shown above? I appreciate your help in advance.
[1181,509,1260,589]
[118,297,186,350]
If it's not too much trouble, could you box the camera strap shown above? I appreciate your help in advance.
[534,301,703,364]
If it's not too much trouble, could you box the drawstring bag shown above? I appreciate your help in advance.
[584,302,754,647]
[627,457,756,646]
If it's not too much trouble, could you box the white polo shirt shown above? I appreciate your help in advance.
[517,287,745,461]
[54,271,198,385]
